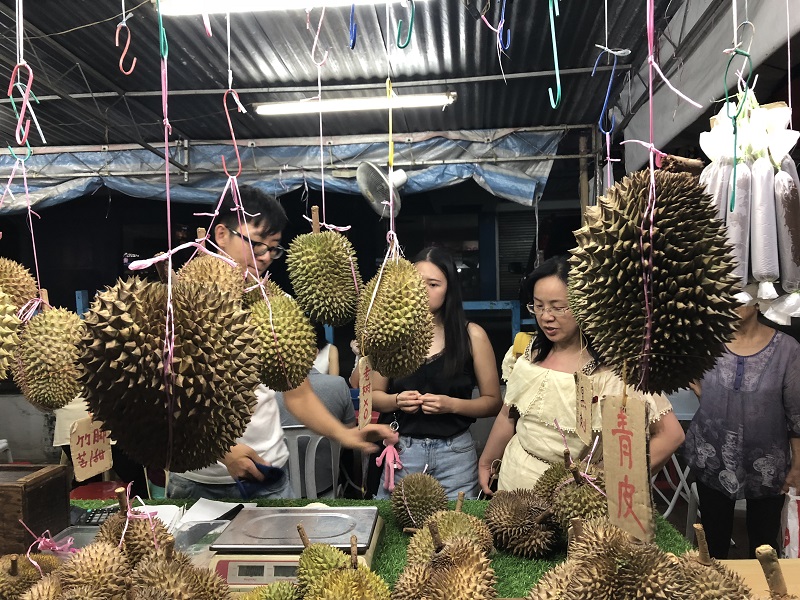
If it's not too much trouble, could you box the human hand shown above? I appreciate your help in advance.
[782,466,800,493]
[350,339,360,356]
[688,380,701,400]
[222,444,269,481]
[396,391,423,414]
[338,424,397,454]
[477,458,496,497]
[420,394,453,415]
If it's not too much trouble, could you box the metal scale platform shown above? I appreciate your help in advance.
[208,506,383,592]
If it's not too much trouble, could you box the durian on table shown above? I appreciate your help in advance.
[390,473,448,532]
[569,169,740,395]
[484,489,558,559]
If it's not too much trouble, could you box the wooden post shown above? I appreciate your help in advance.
[579,133,590,226]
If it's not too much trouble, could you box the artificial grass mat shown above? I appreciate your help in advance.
[73,498,693,598]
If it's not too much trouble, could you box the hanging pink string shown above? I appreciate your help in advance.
[552,418,573,463]
[128,242,239,272]
[117,482,161,551]
[19,519,78,578]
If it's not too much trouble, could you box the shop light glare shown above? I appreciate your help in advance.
[159,0,426,15]
[254,92,456,116]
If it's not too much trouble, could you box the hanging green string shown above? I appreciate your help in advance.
[724,47,752,213]
[156,0,168,59]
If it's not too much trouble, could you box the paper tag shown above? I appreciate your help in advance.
[357,356,373,430]
[601,393,654,542]
[69,417,113,482]
[574,371,594,446]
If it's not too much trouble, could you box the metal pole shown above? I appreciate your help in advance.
[578,135,590,225]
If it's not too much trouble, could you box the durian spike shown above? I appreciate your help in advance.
[692,523,713,566]
[428,520,444,553]
[311,206,320,234]
[568,463,583,485]
[755,545,789,598]
[115,487,129,512]
[533,508,554,525]
[297,524,311,549]
[402,528,420,534]
[455,491,465,513]
[197,228,206,246]
[9,554,17,576]
[350,535,358,569]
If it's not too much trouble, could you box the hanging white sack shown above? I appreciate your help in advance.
[749,156,779,299]
[726,162,752,291]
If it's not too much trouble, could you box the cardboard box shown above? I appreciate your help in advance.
[0,465,70,554]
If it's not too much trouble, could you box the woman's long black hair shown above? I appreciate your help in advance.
[414,246,471,377]
[521,255,600,364]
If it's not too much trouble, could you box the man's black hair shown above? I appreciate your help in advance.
[216,184,288,237]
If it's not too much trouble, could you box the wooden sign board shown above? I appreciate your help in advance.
[574,371,594,446]
[357,356,374,430]
[69,417,112,482]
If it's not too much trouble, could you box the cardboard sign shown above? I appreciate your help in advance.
[574,371,594,446]
[357,356,373,430]
[601,393,654,542]
[69,417,112,482]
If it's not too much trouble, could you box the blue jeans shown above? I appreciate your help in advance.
[167,468,292,500]
[376,429,478,500]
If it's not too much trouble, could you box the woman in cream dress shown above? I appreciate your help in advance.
[478,256,685,494]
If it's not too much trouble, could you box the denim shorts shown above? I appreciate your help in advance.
[376,429,478,500]
[167,467,292,501]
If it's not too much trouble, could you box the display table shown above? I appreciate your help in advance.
[72,497,692,598]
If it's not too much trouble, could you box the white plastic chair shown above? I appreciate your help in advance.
[650,453,692,519]
[282,425,342,499]
[0,439,12,463]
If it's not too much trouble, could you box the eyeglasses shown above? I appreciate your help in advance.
[226,226,284,258]
[526,304,571,317]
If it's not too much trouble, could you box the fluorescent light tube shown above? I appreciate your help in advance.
[159,0,424,15]
[255,92,456,116]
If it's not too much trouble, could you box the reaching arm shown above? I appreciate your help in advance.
[784,438,800,493]
[478,403,516,495]
[648,410,685,473]
[328,345,340,376]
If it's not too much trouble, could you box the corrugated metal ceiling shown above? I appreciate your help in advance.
[0,0,673,147]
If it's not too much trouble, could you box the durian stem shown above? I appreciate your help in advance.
[569,464,583,485]
[692,524,713,566]
[311,206,320,234]
[568,518,584,548]
[39,289,49,305]
[8,555,17,577]
[402,528,420,534]
[297,524,312,549]
[163,535,175,561]
[562,448,571,469]
[350,535,358,569]
[755,545,788,597]
[428,520,444,553]
[153,253,170,283]
[534,508,554,525]
[455,491,465,513]
[115,486,129,512]
[197,227,207,247]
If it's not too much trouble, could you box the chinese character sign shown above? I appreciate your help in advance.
[358,356,374,430]
[601,394,654,541]
[574,371,594,445]
[69,417,113,482]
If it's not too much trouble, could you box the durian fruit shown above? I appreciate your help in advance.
[295,524,349,597]
[569,169,740,394]
[239,581,298,600]
[20,574,61,600]
[615,544,692,600]
[566,518,631,563]
[525,562,575,600]
[355,258,433,379]
[0,257,38,311]
[178,253,245,299]
[13,307,85,410]
[390,473,448,531]
[287,230,362,326]
[97,488,173,569]
[57,541,130,598]
[406,493,493,565]
[678,524,751,599]
[484,489,558,558]
[81,277,261,472]
[249,279,316,392]
[59,585,111,600]
[0,290,20,380]
[126,589,173,600]
[551,463,607,530]
[0,554,39,600]
[305,536,390,600]
[532,450,572,503]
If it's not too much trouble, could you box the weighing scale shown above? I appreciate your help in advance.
[208,506,383,592]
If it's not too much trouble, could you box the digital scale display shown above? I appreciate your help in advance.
[236,564,296,578]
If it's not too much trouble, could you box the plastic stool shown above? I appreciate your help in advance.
[0,439,12,463]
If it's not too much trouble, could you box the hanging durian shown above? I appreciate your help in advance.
[680,525,751,599]
[178,253,245,300]
[305,536,390,600]
[249,279,316,392]
[81,277,261,472]
[287,226,362,326]
[569,169,740,394]
[390,473,448,531]
[406,492,494,565]
[484,489,558,558]
[295,524,350,597]
[551,463,607,530]
[13,307,85,410]
[355,258,433,379]
[19,574,61,600]
[0,257,37,311]
[57,541,130,598]
[239,581,298,600]
[0,291,20,380]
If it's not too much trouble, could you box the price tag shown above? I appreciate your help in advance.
[574,371,594,446]
[357,356,373,430]
[69,417,113,482]
[601,393,654,542]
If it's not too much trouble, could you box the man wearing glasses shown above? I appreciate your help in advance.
[168,185,392,500]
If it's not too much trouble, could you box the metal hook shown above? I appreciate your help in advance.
[7,141,32,162]
[497,0,510,51]
[592,50,617,134]
[7,63,34,146]
[115,24,137,75]
[222,89,244,178]
[349,4,357,49]
[396,0,415,49]
[547,0,561,108]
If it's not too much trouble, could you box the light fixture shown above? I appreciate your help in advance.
[255,92,457,116]
[158,0,425,15]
